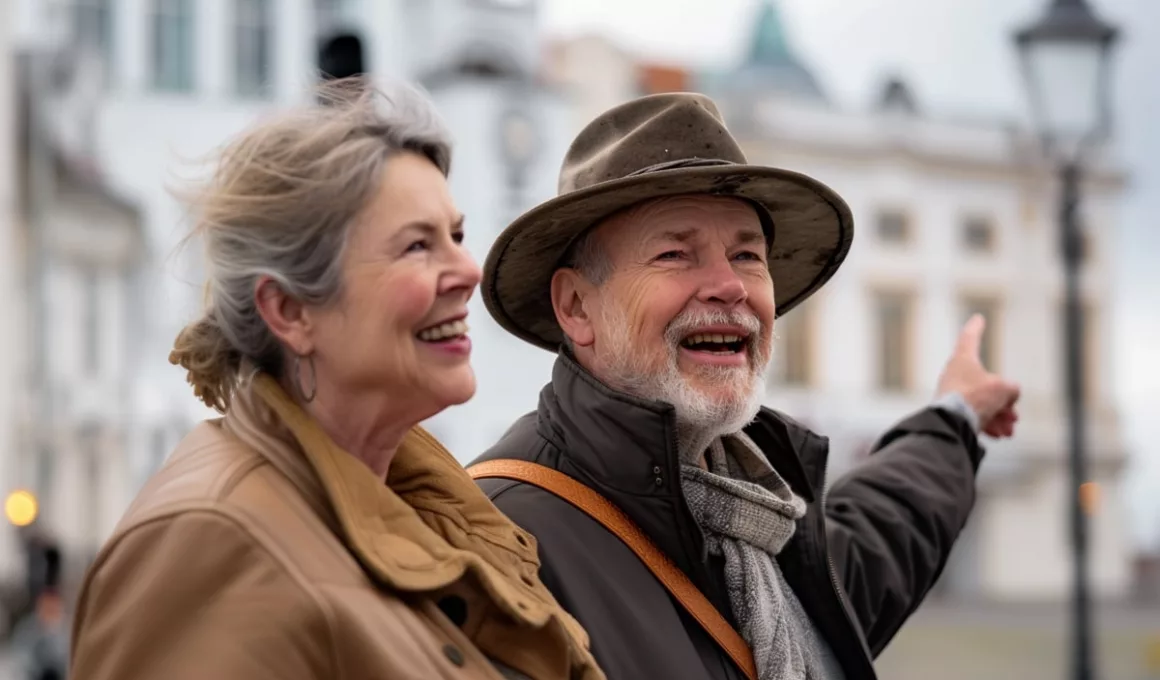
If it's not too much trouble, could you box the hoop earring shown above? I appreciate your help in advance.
[293,354,317,403]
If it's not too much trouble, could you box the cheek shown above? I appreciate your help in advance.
[748,275,776,324]
[620,279,683,349]
[339,269,435,357]
[381,272,436,328]
[749,278,777,349]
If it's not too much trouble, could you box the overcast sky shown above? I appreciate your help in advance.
[539,0,1160,550]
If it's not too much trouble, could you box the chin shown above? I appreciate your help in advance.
[432,366,477,408]
[685,373,750,399]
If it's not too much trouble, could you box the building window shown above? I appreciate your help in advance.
[873,290,913,391]
[84,426,103,547]
[73,0,113,56]
[962,216,996,253]
[83,269,101,375]
[875,209,910,245]
[769,301,815,387]
[150,0,195,92]
[235,0,273,97]
[960,295,1001,372]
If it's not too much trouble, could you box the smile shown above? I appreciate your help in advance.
[679,332,747,355]
[416,319,470,343]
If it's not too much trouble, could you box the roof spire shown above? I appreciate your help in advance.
[713,0,825,102]
[747,0,793,66]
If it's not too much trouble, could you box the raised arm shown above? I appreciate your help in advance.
[823,314,1021,655]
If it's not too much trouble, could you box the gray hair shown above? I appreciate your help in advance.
[556,227,614,352]
[169,78,453,412]
[561,228,614,287]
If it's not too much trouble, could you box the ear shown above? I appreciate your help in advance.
[254,276,314,356]
[550,268,596,348]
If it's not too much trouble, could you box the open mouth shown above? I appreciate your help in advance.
[416,319,469,343]
[679,332,748,355]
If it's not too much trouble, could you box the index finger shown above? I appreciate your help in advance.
[955,313,986,359]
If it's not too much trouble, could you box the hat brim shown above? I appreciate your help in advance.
[482,164,855,351]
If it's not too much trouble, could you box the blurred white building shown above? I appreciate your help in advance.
[0,0,24,579]
[0,0,1133,606]
[544,1,1132,602]
[0,0,568,581]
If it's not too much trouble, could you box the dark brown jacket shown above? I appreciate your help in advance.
[471,355,985,680]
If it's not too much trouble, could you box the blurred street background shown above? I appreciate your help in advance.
[1,0,1158,678]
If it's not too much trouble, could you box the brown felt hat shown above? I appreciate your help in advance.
[482,92,855,351]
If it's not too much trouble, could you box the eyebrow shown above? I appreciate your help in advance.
[651,227,765,246]
[398,215,466,235]
[652,228,699,243]
[735,228,766,247]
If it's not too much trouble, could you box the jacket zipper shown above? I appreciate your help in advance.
[816,444,878,680]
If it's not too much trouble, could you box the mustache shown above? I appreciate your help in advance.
[663,308,763,351]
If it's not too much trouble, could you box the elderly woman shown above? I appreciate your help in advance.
[68,83,602,680]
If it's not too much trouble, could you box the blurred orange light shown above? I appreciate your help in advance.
[4,489,38,527]
[1078,482,1101,516]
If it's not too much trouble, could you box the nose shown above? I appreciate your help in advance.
[443,243,483,296]
[696,255,748,307]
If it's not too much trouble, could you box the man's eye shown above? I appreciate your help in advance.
[656,250,684,260]
[734,251,764,262]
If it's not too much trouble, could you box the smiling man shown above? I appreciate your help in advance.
[469,93,1020,680]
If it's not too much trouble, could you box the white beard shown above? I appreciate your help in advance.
[594,300,772,463]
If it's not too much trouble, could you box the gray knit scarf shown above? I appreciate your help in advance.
[680,433,826,680]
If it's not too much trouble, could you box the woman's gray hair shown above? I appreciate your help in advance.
[169,78,453,413]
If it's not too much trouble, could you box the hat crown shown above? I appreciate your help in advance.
[557,93,750,196]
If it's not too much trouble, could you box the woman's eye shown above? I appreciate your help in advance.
[405,240,428,254]
[656,250,684,260]
[452,231,465,245]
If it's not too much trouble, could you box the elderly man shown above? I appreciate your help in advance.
[469,93,1019,680]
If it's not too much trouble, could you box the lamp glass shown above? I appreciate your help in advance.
[1021,37,1107,157]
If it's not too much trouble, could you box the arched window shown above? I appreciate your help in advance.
[318,32,365,82]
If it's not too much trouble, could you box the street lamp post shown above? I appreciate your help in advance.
[1013,2,1120,680]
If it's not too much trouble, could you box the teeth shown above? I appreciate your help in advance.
[417,319,469,341]
[680,333,743,347]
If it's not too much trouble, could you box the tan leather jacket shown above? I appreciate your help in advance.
[70,373,603,680]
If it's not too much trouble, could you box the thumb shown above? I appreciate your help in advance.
[955,314,986,360]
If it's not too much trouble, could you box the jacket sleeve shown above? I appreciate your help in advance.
[71,509,334,680]
[822,406,984,656]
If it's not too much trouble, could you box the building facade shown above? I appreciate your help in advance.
[0,0,24,580]
[0,0,1133,605]
[0,0,570,581]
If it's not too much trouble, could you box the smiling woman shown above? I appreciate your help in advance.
[67,79,604,680]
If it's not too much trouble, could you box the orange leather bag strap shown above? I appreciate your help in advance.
[469,459,758,680]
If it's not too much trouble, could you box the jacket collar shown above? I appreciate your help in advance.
[540,352,822,504]
[223,372,594,654]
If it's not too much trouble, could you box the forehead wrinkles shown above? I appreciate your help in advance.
[597,196,762,263]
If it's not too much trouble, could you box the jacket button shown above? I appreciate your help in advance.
[443,644,465,667]
[653,466,661,474]
[654,477,663,487]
